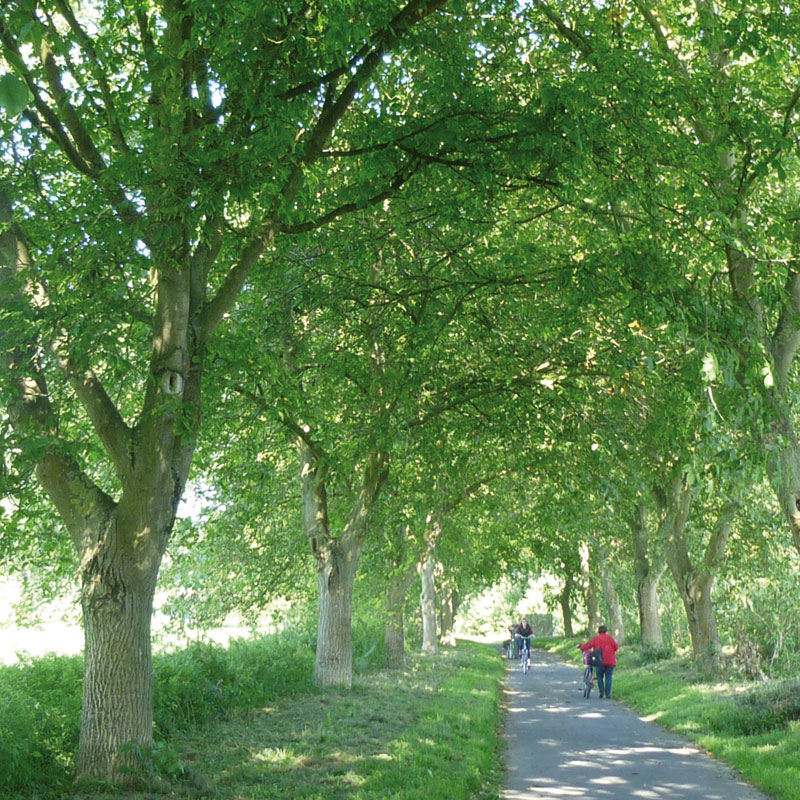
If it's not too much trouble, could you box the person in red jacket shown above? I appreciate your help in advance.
[579,625,619,699]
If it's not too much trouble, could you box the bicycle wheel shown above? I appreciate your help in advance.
[583,667,593,698]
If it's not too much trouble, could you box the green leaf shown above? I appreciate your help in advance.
[0,73,31,117]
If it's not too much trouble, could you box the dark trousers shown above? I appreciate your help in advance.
[596,665,615,697]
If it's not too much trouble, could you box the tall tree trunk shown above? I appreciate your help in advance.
[599,562,625,644]
[681,572,720,670]
[417,512,443,654]
[637,570,665,648]
[660,471,734,673]
[767,430,800,556]
[79,534,162,777]
[439,584,459,646]
[385,561,416,670]
[300,440,388,687]
[629,504,666,648]
[559,573,575,637]
[579,543,601,632]
[314,545,361,687]
[419,553,438,654]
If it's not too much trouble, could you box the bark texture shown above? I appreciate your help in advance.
[419,553,438,654]
[439,585,458,646]
[79,542,159,776]
[629,504,666,648]
[384,562,417,670]
[314,551,360,687]
[659,471,735,673]
[300,440,388,687]
[560,573,575,637]
[579,543,601,632]
[599,562,625,644]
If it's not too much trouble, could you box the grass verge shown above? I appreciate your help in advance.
[532,636,800,800]
[164,641,504,800]
[5,639,505,800]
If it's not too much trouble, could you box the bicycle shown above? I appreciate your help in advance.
[582,664,594,697]
[506,638,518,659]
[519,635,532,674]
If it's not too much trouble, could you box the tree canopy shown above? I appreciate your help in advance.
[3,0,800,785]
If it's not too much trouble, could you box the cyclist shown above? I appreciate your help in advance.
[516,618,534,671]
[506,621,520,658]
[578,625,619,698]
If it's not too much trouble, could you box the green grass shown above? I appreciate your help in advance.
[157,642,504,800]
[532,636,800,800]
[15,630,800,800]
[2,638,505,800]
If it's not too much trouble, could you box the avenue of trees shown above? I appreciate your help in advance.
[2,0,800,785]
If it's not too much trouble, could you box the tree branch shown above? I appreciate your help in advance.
[341,447,389,546]
[197,229,277,343]
[703,503,736,572]
[0,191,134,478]
[0,189,116,550]
[535,1,593,56]
[770,267,800,388]
[441,469,510,515]
[281,167,414,234]
[53,0,131,154]
[280,0,447,102]
[38,36,106,174]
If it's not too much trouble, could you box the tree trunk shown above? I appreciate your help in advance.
[637,573,664,647]
[599,562,625,644]
[678,571,721,671]
[629,504,666,647]
[660,472,734,673]
[314,544,360,687]
[2,219,196,781]
[579,542,601,632]
[385,562,416,670]
[73,466,187,782]
[439,585,459,646]
[767,432,800,557]
[79,543,161,779]
[559,573,574,637]
[299,440,387,687]
[419,553,438,654]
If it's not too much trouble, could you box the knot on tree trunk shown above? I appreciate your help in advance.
[160,370,184,396]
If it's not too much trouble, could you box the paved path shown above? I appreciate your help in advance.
[501,648,770,800]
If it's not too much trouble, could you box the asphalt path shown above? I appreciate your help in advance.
[501,648,770,800]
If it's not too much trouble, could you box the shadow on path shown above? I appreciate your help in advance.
[501,648,769,800]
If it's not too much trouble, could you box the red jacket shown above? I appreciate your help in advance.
[580,632,619,666]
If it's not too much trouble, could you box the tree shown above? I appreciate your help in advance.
[0,0,506,779]
[530,0,800,558]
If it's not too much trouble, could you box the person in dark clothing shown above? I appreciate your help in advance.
[516,618,534,668]
[579,625,619,698]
